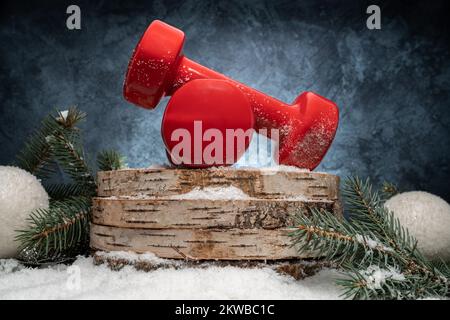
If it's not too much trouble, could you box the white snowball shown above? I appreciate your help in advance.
[0,166,49,258]
[385,191,450,261]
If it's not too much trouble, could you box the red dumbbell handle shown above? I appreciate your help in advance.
[168,56,294,135]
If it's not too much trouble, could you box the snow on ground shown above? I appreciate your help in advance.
[0,256,343,300]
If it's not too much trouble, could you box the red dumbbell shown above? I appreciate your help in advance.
[163,79,255,167]
[123,20,339,170]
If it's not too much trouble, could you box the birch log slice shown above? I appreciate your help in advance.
[92,198,336,229]
[90,224,312,260]
[97,167,340,200]
[92,167,342,260]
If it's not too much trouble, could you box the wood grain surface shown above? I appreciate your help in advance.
[91,168,342,260]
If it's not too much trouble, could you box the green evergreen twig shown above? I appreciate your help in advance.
[381,181,399,200]
[46,132,96,194]
[16,196,92,260]
[97,149,127,171]
[290,176,450,299]
[15,107,126,264]
[45,183,89,201]
[15,108,84,178]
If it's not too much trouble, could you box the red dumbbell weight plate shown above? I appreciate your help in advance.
[162,79,254,168]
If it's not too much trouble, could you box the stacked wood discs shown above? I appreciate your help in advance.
[91,167,342,260]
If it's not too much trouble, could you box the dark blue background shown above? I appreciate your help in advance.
[1,0,449,200]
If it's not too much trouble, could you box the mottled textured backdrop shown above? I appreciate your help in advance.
[1,0,449,200]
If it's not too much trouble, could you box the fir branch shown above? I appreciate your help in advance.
[291,208,397,268]
[336,265,412,300]
[381,181,399,200]
[55,108,86,128]
[16,115,59,178]
[432,260,450,279]
[17,248,76,267]
[16,107,84,178]
[15,196,92,260]
[15,107,98,265]
[45,183,89,201]
[47,132,96,195]
[343,177,439,282]
[343,177,418,257]
[290,176,450,299]
[97,149,127,171]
